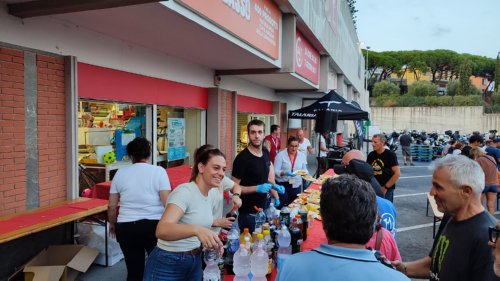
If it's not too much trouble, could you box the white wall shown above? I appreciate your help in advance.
[371,106,500,134]
[0,4,213,88]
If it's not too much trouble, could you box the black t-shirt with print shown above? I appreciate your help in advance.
[367,149,398,188]
[232,147,270,214]
[428,212,498,281]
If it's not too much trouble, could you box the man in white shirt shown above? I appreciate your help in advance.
[296,129,313,156]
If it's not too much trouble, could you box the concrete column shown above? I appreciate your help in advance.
[65,56,78,200]
[347,85,354,101]
[24,51,39,209]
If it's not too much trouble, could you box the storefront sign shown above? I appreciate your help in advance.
[167,118,186,161]
[176,0,281,60]
[295,31,320,84]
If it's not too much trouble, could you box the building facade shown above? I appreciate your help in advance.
[0,0,366,277]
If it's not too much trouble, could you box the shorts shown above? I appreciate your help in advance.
[402,146,411,157]
[483,185,498,193]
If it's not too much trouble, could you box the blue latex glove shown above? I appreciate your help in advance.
[256,183,272,193]
[274,197,280,208]
[284,171,295,177]
[272,184,285,194]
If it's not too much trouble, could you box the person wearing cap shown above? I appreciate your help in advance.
[485,139,500,171]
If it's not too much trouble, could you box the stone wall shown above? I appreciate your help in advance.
[371,106,500,134]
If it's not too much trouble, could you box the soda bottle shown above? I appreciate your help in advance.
[250,238,269,281]
[277,223,292,272]
[254,208,266,233]
[226,224,240,275]
[279,206,291,227]
[226,207,239,229]
[239,228,253,245]
[299,205,309,241]
[203,248,220,281]
[290,216,303,254]
[233,243,251,281]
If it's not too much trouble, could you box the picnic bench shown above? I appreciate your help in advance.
[426,192,444,238]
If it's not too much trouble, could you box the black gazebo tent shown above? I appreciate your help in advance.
[288,90,369,121]
[288,90,369,166]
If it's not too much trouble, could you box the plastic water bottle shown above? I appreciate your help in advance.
[265,203,276,222]
[233,243,251,281]
[251,238,269,281]
[203,248,220,281]
[226,224,240,275]
[255,208,266,233]
[277,223,292,272]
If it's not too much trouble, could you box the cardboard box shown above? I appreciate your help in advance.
[24,245,99,281]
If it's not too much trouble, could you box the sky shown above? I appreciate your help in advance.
[355,0,500,58]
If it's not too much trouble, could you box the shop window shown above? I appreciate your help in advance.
[236,113,272,153]
[157,106,202,168]
[77,100,148,188]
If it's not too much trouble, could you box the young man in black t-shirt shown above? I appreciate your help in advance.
[232,119,285,232]
[392,155,498,281]
[367,134,400,202]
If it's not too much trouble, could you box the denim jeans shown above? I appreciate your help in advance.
[143,247,202,281]
[384,188,394,202]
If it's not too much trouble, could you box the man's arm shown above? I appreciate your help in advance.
[231,176,257,195]
[393,256,431,279]
[384,165,401,188]
[268,162,279,201]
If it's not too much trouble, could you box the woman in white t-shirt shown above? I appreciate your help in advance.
[107,137,171,281]
[193,144,242,235]
[144,148,226,281]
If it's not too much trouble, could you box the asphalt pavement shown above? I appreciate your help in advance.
[77,151,500,281]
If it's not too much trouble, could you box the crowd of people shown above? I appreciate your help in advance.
[106,123,500,281]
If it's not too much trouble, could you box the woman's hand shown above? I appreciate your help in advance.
[232,196,242,209]
[196,226,223,249]
[214,217,235,229]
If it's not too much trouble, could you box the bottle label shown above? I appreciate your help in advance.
[228,238,239,253]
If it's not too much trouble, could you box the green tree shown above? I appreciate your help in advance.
[346,0,358,28]
[421,50,459,84]
[446,81,459,96]
[372,81,400,97]
[408,81,438,96]
[495,52,500,92]
[458,58,473,95]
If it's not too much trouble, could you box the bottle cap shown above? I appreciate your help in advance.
[263,230,270,235]
[244,228,249,233]
[257,233,264,240]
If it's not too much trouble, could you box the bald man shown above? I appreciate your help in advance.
[296,129,313,156]
[340,149,397,236]
[340,150,383,198]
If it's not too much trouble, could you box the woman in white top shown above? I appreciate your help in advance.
[143,148,226,281]
[193,144,242,234]
[107,137,171,281]
[274,136,308,206]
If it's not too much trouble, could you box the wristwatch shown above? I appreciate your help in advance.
[232,193,240,198]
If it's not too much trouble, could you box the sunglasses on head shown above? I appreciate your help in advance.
[489,226,500,243]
